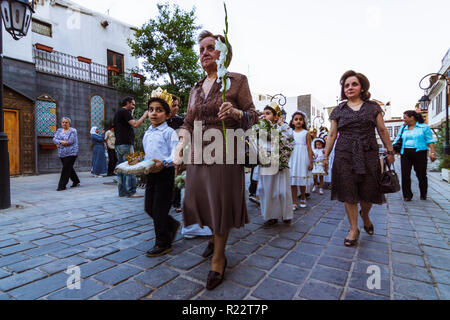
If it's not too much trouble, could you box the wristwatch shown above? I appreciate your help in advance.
[387,150,395,156]
[162,160,169,168]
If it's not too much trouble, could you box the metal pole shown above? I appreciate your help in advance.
[0,11,12,209]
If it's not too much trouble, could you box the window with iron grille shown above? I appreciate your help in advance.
[436,91,443,115]
[32,19,52,37]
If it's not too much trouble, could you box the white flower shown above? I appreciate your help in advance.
[220,79,231,92]
[217,64,228,79]
[215,38,228,55]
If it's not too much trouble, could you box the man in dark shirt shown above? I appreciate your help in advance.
[114,96,149,198]
[167,95,184,212]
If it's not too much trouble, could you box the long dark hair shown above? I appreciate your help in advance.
[404,110,425,124]
[289,111,307,130]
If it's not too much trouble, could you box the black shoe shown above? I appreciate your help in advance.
[70,183,80,188]
[146,245,172,257]
[56,187,66,191]
[420,196,427,201]
[283,219,292,225]
[206,258,227,291]
[202,241,214,258]
[305,193,311,199]
[169,220,181,244]
[404,197,412,202]
[263,219,278,229]
[360,210,374,236]
[344,230,360,247]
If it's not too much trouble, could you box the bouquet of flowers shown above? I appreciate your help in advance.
[250,119,293,172]
[174,171,187,190]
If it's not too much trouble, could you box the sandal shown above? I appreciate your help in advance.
[360,210,374,235]
[344,230,360,247]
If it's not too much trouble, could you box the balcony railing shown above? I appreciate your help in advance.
[33,46,141,87]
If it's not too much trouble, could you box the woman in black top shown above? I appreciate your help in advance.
[324,70,395,247]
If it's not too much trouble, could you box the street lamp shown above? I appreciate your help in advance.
[0,0,35,209]
[418,72,450,156]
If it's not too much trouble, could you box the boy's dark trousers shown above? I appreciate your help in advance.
[401,149,428,199]
[107,148,118,175]
[145,167,177,248]
[172,187,181,208]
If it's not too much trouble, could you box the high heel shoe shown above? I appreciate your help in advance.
[206,258,227,290]
[344,230,360,247]
[360,210,374,235]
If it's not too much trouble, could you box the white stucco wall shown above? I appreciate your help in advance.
[4,0,138,70]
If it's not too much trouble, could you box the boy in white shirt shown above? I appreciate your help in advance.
[143,97,180,257]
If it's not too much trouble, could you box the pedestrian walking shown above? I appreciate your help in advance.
[90,126,107,177]
[324,70,395,247]
[176,30,258,290]
[113,96,149,198]
[393,110,437,201]
[257,104,294,228]
[53,117,80,191]
[143,96,180,257]
[105,125,117,176]
[167,95,185,213]
[312,138,326,195]
[289,111,313,209]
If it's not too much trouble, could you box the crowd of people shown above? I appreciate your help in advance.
[51,30,438,292]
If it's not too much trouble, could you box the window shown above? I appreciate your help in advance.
[107,50,124,86]
[436,91,443,115]
[394,126,401,137]
[90,95,105,130]
[32,19,52,37]
[35,94,57,137]
[312,107,315,116]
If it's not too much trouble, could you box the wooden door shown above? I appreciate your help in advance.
[4,109,20,175]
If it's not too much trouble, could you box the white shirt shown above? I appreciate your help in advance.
[105,130,116,149]
[142,122,179,167]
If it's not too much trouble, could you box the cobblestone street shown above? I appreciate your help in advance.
[0,164,449,300]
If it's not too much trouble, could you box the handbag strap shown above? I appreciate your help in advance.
[383,156,395,172]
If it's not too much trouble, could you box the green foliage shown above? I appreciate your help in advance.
[440,155,450,170]
[435,123,445,159]
[128,2,203,110]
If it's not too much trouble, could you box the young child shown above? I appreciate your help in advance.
[256,104,294,228]
[289,112,313,209]
[312,138,326,195]
[143,97,180,257]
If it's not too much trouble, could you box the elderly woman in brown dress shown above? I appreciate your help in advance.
[176,30,258,290]
[324,70,395,247]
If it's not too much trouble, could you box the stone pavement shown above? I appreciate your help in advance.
[0,164,449,300]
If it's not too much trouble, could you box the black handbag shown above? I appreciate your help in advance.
[393,125,407,153]
[380,157,401,194]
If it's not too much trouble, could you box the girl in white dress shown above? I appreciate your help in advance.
[289,112,313,209]
[312,138,326,194]
[257,104,294,228]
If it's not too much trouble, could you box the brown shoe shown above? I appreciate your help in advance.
[202,241,214,258]
[206,258,227,290]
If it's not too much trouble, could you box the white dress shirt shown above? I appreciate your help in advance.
[142,122,179,167]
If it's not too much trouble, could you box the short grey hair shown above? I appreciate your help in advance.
[62,117,72,125]
[198,30,233,66]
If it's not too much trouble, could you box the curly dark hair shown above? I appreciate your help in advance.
[340,70,371,101]
[289,111,307,130]
[147,98,171,115]
[404,110,425,124]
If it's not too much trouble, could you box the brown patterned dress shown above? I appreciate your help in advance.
[329,101,386,205]
[181,73,259,235]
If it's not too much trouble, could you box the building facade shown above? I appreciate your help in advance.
[3,0,141,175]
[426,48,449,131]
[253,93,330,129]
